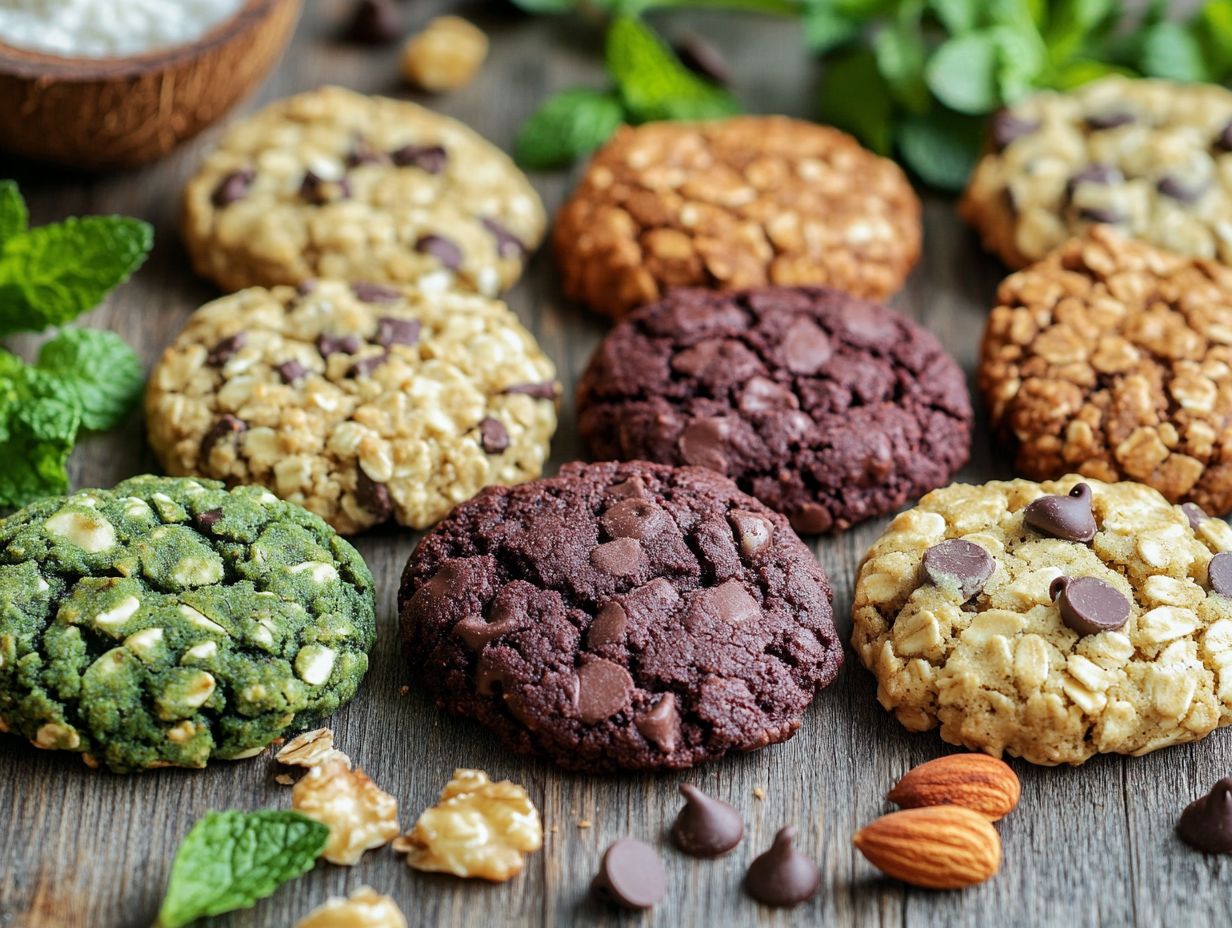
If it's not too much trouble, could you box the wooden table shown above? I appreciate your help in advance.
[2,3,1229,926]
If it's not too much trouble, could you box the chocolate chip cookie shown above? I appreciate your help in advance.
[146,280,559,534]
[0,476,376,773]
[852,475,1232,765]
[577,287,972,533]
[961,76,1232,268]
[183,86,545,295]
[980,226,1232,514]
[553,117,921,319]
[398,461,842,772]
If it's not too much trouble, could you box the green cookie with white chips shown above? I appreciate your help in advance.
[0,475,376,772]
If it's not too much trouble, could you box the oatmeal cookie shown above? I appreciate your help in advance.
[398,461,841,772]
[553,117,921,319]
[961,77,1232,268]
[146,280,559,534]
[852,475,1232,765]
[577,286,972,533]
[183,86,545,294]
[979,226,1232,514]
[0,476,376,773]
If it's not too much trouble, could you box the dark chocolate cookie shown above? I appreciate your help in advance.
[576,287,973,533]
[398,461,840,772]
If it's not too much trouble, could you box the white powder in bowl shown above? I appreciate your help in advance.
[0,0,248,59]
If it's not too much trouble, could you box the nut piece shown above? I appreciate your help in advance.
[292,757,400,865]
[853,806,1002,889]
[886,754,1021,821]
[393,768,542,881]
[276,728,351,769]
[294,886,408,928]
[400,16,489,92]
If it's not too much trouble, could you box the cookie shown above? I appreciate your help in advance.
[852,475,1232,765]
[961,76,1232,268]
[0,476,376,773]
[183,86,545,295]
[398,460,841,772]
[553,117,921,319]
[979,225,1232,515]
[577,286,972,533]
[145,280,559,534]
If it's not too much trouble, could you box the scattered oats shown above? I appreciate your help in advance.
[292,757,400,865]
[753,787,766,800]
[275,773,296,786]
[276,727,351,769]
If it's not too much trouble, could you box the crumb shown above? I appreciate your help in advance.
[577,819,592,829]
[550,825,559,834]
[399,685,410,696]
[753,787,766,800]
[275,773,295,786]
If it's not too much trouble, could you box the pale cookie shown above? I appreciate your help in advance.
[146,280,559,534]
[852,474,1232,766]
[961,77,1232,268]
[183,86,545,295]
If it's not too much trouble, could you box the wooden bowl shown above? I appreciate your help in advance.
[0,0,302,170]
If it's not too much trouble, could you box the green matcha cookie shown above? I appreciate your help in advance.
[0,476,376,772]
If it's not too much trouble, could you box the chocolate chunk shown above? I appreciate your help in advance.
[1217,122,1232,152]
[672,784,744,858]
[635,693,680,752]
[1209,552,1232,596]
[922,539,994,601]
[575,658,634,723]
[991,110,1041,150]
[782,318,832,374]
[608,475,647,499]
[679,416,731,474]
[503,381,558,400]
[1183,502,1208,530]
[739,377,798,413]
[375,316,421,348]
[475,658,511,696]
[390,143,448,174]
[206,332,246,367]
[345,137,387,167]
[1086,111,1135,130]
[479,417,509,454]
[1050,576,1130,636]
[199,414,247,462]
[355,468,393,522]
[1023,483,1096,542]
[348,351,389,378]
[744,826,820,908]
[1157,175,1210,203]
[674,33,731,85]
[790,502,833,535]
[588,602,628,647]
[345,0,400,44]
[600,498,669,541]
[350,282,401,304]
[211,168,255,207]
[415,234,463,271]
[481,216,526,258]
[194,508,223,532]
[455,601,522,651]
[590,538,641,576]
[591,838,666,910]
[277,360,308,384]
[1077,205,1126,224]
[317,333,362,356]
[729,509,773,556]
[1177,778,1232,854]
[300,170,351,205]
[1066,163,1122,197]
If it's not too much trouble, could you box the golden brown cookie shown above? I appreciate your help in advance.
[553,117,921,320]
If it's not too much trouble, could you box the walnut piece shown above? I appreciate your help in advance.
[393,768,542,881]
[291,757,400,865]
[276,728,350,769]
[400,16,488,92]
[294,887,407,928]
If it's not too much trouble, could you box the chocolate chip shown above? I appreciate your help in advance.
[348,351,389,378]
[345,137,388,167]
[688,579,760,628]
[199,414,247,463]
[1216,122,1232,152]
[475,655,512,695]
[355,468,392,522]
[672,784,744,858]
[317,333,362,356]
[991,110,1041,150]
[635,693,680,752]
[590,538,641,576]
[194,508,223,532]
[729,509,773,556]
[782,318,832,374]
[1077,205,1126,224]
[481,216,526,258]
[1209,552,1232,596]
[922,539,994,601]
[600,498,669,541]
[211,168,255,207]
[374,316,420,347]
[296,279,318,296]
[674,33,731,85]
[277,360,308,384]
[1086,111,1135,130]
[790,502,833,534]
[1157,174,1210,203]
[300,170,351,205]
[588,602,628,647]
[415,234,463,271]
[1050,576,1130,636]
[390,143,448,173]
[744,826,820,908]
[608,475,648,499]
[1023,483,1096,542]
[1183,502,1208,530]
[591,838,666,910]
[206,332,246,366]
[350,281,401,304]
[345,0,400,44]
[1177,778,1232,854]
[455,601,522,651]
[575,658,634,723]
[479,417,509,454]
[738,377,799,413]
[1066,163,1122,197]
[503,381,558,400]
[679,416,731,474]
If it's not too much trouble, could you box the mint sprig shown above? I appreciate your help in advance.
[37,328,144,432]
[516,89,626,169]
[0,352,80,508]
[156,810,329,928]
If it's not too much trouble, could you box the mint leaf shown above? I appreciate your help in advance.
[873,12,929,113]
[0,181,27,247]
[156,811,329,928]
[1043,0,1116,66]
[990,24,1048,104]
[804,5,862,53]
[1199,0,1232,73]
[0,215,153,336]
[0,351,81,509]
[1052,57,1133,89]
[1139,21,1210,82]
[37,327,143,432]
[819,48,893,153]
[606,16,740,122]
[894,108,984,191]
[509,0,576,11]
[928,0,980,34]
[516,88,626,169]
[926,31,1001,114]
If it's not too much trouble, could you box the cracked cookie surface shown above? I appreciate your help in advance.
[0,476,376,773]
[577,286,972,533]
[183,86,545,295]
[398,461,841,772]
[553,117,921,319]
[146,280,559,534]
[852,475,1232,765]
[979,226,1232,514]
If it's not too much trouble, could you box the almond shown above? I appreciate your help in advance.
[853,805,1001,889]
[887,753,1020,820]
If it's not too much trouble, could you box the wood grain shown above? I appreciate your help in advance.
[2,3,1230,927]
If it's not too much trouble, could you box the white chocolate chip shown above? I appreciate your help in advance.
[46,509,116,552]
[93,596,140,629]
[296,645,337,686]
[289,561,339,583]
[179,604,227,635]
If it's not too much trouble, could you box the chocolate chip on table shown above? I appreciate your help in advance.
[317,333,362,356]
[991,110,1041,150]
[210,168,255,207]
[355,468,393,522]
[591,838,667,910]
[345,0,401,45]
[672,784,744,858]
[1050,576,1130,636]
[1208,552,1232,596]
[479,417,509,454]
[503,381,558,400]
[922,539,994,601]
[575,658,634,723]
[277,360,308,384]
[1183,502,1208,530]
[375,316,421,347]
[1023,483,1096,542]
[1085,111,1135,130]
[1177,778,1232,854]
[415,234,463,271]
[390,143,448,173]
[199,414,247,462]
[744,826,820,908]
[1157,175,1211,203]
[348,350,389,378]
[206,332,246,366]
[481,216,526,258]
[351,281,402,303]
[673,33,732,85]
